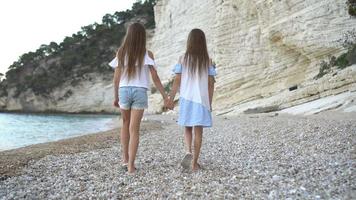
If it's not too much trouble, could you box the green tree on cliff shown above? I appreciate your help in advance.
[3,0,156,96]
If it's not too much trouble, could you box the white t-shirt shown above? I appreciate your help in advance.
[173,59,217,111]
[109,52,155,89]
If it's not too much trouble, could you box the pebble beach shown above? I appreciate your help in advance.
[0,112,355,199]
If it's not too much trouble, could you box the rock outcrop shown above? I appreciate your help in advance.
[151,0,356,115]
[0,73,162,114]
[0,74,117,113]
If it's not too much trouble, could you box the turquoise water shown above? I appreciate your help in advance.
[0,113,118,151]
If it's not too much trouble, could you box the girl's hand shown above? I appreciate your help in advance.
[167,98,175,110]
[163,97,170,109]
[164,97,172,110]
[113,98,120,108]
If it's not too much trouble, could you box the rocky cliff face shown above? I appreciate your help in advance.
[0,71,163,114]
[0,74,115,113]
[151,0,356,115]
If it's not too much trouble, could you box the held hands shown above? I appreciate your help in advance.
[164,97,170,109]
[164,96,175,110]
[168,98,175,110]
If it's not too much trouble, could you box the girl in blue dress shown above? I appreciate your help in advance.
[168,29,216,171]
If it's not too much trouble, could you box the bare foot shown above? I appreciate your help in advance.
[128,166,136,175]
[181,153,193,169]
[192,163,201,171]
[121,162,128,171]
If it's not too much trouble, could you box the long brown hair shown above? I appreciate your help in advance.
[117,23,146,79]
[183,29,210,76]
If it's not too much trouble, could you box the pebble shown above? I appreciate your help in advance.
[272,175,281,182]
[0,114,354,199]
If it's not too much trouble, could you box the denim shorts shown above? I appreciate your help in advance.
[119,86,148,110]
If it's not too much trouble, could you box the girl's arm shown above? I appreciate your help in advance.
[113,67,121,107]
[168,73,181,108]
[113,50,122,107]
[149,67,168,100]
[208,59,216,110]
[148,51,168,101]
[208,76,215,110]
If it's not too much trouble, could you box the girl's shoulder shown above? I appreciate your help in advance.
[208,58,217,76]
[116,47,123,56]
[147,50,154,60]
[209,58,217,68]
[145,50,155,67]
[178,55,184,64]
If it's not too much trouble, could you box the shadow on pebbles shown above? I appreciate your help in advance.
[0,113,355,199]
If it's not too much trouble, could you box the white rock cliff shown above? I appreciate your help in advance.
[150,0,356,115]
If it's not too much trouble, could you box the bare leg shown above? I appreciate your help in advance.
[120,109,131,164]
[128,109,144,173]
[192,126,203,171]
[180,127,193,169]
[184,127,193,154]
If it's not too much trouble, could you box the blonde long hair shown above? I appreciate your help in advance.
[183,29,210,76]
[117,23,146,79]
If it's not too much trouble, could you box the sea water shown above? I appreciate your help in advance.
[0,113,118,151]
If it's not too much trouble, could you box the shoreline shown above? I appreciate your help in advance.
[0,111,121,152]
[0,129,120,180]
[0,119,164,180]
[0,110,120,115]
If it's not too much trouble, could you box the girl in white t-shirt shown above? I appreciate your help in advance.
[168,29,216,171]
[110,23,168,174]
